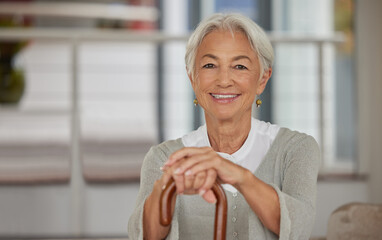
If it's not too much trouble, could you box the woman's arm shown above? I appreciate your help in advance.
[139,148,216,239]
[128,142,183,240]
[165,147,281,235]
[143,177,172,240]
[165,133,321,239]
[235,169,280,235]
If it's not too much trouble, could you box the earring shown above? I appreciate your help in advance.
[193,99,198,106]
[256,98,262,108]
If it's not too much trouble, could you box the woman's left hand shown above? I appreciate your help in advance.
[164,146,281,235]
[164,147,247,194]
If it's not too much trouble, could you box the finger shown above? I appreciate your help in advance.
[159,158,192,191]
[172,151,215,175]
[160,170,173,190]
[184,172,195,190]
[193,171,207,190]
[169,157,190,175]
[172,172,185,194]
[202,189,217,204]
[200,169,218,204]
[165,147,211,166]
[185,156,222,176]
[199,169,217,196]
[160,164,169,172]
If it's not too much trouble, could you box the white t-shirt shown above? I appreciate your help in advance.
[181,117,280,192]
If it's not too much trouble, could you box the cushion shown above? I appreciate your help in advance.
[327,202,382,240]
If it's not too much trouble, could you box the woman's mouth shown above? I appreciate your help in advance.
[210,93,240,103]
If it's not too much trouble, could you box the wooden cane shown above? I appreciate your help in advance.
[159,178,227,240]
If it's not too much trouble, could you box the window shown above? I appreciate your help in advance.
[271,0,356,173]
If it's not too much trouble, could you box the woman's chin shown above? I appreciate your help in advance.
[208,109,241,122]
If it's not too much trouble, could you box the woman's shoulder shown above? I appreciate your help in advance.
[142,138,185,170]
[150,138,185,157]
[265,127,321,176]
[272,127,320,154]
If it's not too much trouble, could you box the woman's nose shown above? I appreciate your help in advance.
[216,67,233,87]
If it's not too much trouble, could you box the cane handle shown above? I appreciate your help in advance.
[159,178,227,240]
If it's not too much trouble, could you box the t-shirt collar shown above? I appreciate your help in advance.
[203,118,256,164]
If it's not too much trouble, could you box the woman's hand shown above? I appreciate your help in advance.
[161,157,218,203]
[164,146,280,235]
[163,147,248,201]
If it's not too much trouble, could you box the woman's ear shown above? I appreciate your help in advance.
[256,68,272,95]
[187,71,196,89]
[188,72,193,82]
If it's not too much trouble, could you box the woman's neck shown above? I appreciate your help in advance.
[205,114,252,154]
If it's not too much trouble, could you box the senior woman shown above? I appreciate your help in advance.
[128,13,320,240]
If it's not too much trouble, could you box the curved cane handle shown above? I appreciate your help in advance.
[159,178,227,240]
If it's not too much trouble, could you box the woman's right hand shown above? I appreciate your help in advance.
[160,163,218,204]
[143,161,217,239]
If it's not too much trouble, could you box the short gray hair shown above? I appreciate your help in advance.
[185,13,274,79]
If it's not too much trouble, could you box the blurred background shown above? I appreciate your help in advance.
[0,0,381,239]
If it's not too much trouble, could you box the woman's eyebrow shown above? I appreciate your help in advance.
[201,54,252,62]
[232,55,252,62]
[201,53,218,60]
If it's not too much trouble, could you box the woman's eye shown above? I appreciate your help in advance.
[203,63,215,68]
[235,65,248,70]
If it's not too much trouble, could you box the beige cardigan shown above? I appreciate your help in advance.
[128,128,321,240]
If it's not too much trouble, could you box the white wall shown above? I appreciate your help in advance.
[356,0,382,203]
[312,180,369,237]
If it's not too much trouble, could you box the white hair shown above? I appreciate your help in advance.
[185,13,274,80]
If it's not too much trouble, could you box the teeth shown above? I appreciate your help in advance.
[211,94,238,99]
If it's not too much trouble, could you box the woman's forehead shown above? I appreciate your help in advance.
[197,30,256,59]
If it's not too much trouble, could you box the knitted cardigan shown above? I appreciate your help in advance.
[128,127,321,240]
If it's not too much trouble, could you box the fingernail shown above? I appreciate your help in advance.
[185,170,192,176]
[165,157,172,165]
[160,165,168,171]
[174,168,181,174]
[162,185,166,190]
[199,189,206,196]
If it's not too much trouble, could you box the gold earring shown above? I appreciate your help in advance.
[256,98,262,108]
[193,99,198,106]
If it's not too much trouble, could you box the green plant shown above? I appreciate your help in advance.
[0,18,27,104]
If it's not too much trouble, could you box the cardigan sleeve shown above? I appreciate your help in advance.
[127,143,181,240]
[270,134,321,240]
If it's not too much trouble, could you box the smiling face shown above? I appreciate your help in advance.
[189,30,272,123]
